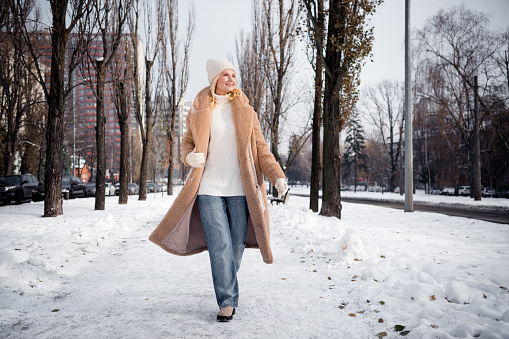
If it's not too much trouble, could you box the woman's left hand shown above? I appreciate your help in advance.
[275,178,288,198]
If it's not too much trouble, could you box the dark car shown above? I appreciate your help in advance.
[495,187,509,199]
[0,174,39,204]
[62,176,87,198]
[85,182,97,196]
[32,183,69,202]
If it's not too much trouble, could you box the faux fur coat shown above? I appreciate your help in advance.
[149,87,285,264]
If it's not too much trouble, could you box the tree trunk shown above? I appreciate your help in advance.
[44,2,68,217]
[320,0,344,219]
[320,79,343,218]
[167,110,176,195]
[309,0,324,213]
[94,60,106,210]
[118,81,129,204]
[139,59,153,201]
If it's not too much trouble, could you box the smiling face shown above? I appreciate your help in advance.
[214,69,237,95]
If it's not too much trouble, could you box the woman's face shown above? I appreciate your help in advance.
[215,69,236,95]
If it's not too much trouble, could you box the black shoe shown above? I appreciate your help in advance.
[217,307,235,322]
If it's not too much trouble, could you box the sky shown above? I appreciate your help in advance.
[35,0,508,112]
[183,0,509,101]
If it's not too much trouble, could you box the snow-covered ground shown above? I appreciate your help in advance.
[1,191,508,338]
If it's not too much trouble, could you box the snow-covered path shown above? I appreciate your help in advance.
[1,193,509,338]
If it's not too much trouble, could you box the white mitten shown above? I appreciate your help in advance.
[275,178,288,198]
[186,151,205,168]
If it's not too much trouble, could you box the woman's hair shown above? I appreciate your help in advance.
[208,80,242,108]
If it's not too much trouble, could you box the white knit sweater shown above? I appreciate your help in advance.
[198,94,245,196]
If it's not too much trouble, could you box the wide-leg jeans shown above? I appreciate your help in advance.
[197,195,249,309]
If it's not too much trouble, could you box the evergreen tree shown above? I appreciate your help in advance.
[342,112,367,192]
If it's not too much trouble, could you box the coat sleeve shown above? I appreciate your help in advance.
[180,111,195,166]
[252,113,285,185]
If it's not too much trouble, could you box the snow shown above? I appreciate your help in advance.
[1,190,508,338]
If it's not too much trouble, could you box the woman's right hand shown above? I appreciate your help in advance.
[186,151,205,168]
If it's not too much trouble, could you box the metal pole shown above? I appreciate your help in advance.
[473,76,481,200]
[404,0,414,212]
[72,71,76,178]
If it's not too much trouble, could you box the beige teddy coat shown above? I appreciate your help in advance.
[149,87,285,264]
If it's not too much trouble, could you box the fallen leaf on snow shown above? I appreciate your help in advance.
[394,325,405,332]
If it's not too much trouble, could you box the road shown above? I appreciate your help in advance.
[342,197,509,224]
[292,194,509,225]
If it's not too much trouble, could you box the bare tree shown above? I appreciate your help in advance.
[161,0,194,195]
[363,80,404,192]
[364,130,386,187]
[415,4,502,194]
[301,0,325,212]
[109,34,135,204]
[235,0,268,118]
[137,0,163,201]
[1,1,42,175]
[263,0,300,167]
[80,0,131,210]
[11,0,91,216]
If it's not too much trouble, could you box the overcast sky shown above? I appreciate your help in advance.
[37,0,508,101]
[184,0,509,101]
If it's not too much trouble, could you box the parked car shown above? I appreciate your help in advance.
[85,182,97,196]
[172,178,183,185]
[458,185,471,196]
[394,187,400,194]
[481,187,496,197]
[146,183,156,193]
[32,184,68,202]
[440,187,455,195]
[0,174,39,204]
[156,183,167,192]
[495,187,509,199]
[62,176,87,198]
[431,188,441,195]
[128,183,139,195]
[105,183,116,196]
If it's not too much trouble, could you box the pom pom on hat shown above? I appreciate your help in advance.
[206,58,236,84]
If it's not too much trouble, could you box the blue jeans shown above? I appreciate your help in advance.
[197,195,249,309]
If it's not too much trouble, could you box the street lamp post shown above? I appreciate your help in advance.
[404,0,414,212]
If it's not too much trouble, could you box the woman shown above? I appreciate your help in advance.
[149,58,288,322]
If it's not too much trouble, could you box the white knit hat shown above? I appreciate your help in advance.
[206,58,236,84]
